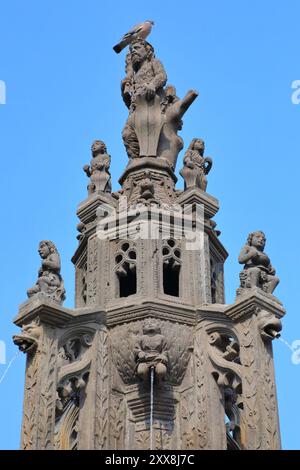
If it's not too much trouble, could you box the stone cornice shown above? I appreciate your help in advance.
[118,156,177,185]
[14,295,74,327]
[77,192,117,224]
[176,187,219,219]
[224,288,286,322]
[106,299,197,327]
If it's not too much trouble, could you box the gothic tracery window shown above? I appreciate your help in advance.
[115,242,137,297]
[162,239,181,297]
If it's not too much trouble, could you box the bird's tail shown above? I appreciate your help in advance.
[113,42,123,53]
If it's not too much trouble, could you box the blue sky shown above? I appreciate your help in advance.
[0,0,299,449]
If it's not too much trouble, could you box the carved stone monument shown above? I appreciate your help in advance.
[13,32,285,450]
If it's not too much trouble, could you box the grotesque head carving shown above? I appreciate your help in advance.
[13,318,41,354]
[257,311,282,340]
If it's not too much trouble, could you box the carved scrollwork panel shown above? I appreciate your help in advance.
[54,401,79,450]
[206,325,243,449]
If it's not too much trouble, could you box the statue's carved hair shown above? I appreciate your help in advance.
[39,240,58,254]
[247,231,266,246]
[188,138,205,151]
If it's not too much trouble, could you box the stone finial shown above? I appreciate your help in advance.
[180,138,213,191]
[27,240,66,304]
[236,231,280,296]
[83,140,112,195]
[134,319,168,384]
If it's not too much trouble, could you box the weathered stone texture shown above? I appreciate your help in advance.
[13,33,285,450]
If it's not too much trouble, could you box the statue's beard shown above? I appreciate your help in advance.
[132,55,143,71]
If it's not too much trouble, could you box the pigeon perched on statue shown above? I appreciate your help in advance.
[113,20,154,53]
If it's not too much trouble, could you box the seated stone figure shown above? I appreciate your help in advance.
[180,138,212,191]
[27,240,66,304]
[83,140,111,195]
[237,231,279,296]
[134,319,168,384]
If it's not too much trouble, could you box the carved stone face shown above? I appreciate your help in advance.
[257,311,282,340]
[193,139,205,154]
[143,321,161,335]
[251,232,266,250]
[13,322,41,353]
[92,140,106,155]
[130,42,147,68]
[38,242,50,259]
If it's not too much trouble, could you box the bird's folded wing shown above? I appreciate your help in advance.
[122,24,143,40]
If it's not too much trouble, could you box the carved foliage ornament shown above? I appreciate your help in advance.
[111,319,192,386]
